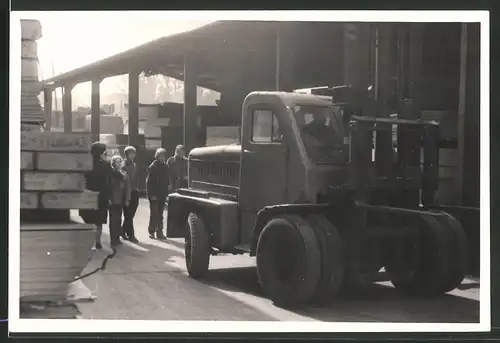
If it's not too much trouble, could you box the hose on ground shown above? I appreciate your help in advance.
[73,247,117,282]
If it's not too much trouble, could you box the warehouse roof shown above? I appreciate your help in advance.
[42,20,283,91]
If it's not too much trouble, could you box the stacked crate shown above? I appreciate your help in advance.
[20,131,98,302]
[20,19,44,126]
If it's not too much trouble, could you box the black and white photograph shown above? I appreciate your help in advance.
[9,10,489,333]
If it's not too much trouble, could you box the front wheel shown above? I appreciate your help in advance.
[185,212,210,279]
[256,215,321,308]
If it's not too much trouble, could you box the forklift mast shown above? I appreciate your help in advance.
[296,85,441,207]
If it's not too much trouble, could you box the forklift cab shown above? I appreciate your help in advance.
[294,85,442,207]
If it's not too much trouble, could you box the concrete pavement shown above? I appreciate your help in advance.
[72,199,480,322]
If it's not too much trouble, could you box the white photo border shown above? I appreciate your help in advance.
[8,10,491,333]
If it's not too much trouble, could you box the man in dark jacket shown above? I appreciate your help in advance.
[79,141,112,250]
[167,144,188,191]
[146,148,169,239]
[122,146,139,243]
[108,155,131,248]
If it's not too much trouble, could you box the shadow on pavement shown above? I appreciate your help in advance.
[83,238,185,275]
[200,265,480,323]
[78,239,277,321]
[151,238,187,251]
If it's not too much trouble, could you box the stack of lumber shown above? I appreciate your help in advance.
[20,300,81,319]
[20,131,98,302]
[20,19,44,125]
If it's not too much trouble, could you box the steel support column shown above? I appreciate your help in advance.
[128,70,140,147]
[275,26,281,91]
[343,23,371,115]
[183,55,198,154]
[374,24,395,177]
[395,24,410,102]
[342,23,372,277]
[460,23,480,207]
[408,23,424,118]
[455,23,468,207]
[43,88,52,131]
[91,79,102,142]
[62,84,74,133]
[275,23,295,92]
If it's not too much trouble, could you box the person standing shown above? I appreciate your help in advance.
[108,155,131,248]
[146,148,169,240]
[167,144,188,192]
[121,146,139,243]
[79,142,112,250]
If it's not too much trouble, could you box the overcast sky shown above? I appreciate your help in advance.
[20,12,213,102]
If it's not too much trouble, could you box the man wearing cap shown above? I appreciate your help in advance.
[121,146,139,243]
[167,145,188,192]
[146,148,169,240]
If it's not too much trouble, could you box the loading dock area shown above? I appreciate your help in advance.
[42,20,480,275]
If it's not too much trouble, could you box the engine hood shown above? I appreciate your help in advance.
[189,144,242,163]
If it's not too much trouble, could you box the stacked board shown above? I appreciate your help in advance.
[20,131,98,210]
[20,131,97,301]
[20,19,44,125]
[20,223,96,301]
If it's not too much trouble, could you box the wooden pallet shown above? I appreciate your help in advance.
[20,223,95,301]
[21,132,97,209]
[40,191,98,209]
[21,40,38,59]
[21,19,42,41]
[20,132,98,301]
[21,97,42,106]
[21,80,41,93]
[21,58,39,81]
[23,172,86,191]
[20,117,45,126]
[37,152,93,171]
[21,131,92,152]
[20,300,80,319]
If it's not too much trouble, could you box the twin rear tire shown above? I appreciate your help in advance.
[436,212,468,293]
[256,215,344,308]
[184,209,466,307]
[184,211,346,308]
[386,213,468,297]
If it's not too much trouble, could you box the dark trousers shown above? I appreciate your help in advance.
[148,197,166,235]
[109,205,123,246]
[122,190,139,238]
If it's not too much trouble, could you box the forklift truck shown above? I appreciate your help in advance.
[166,85,467,308]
